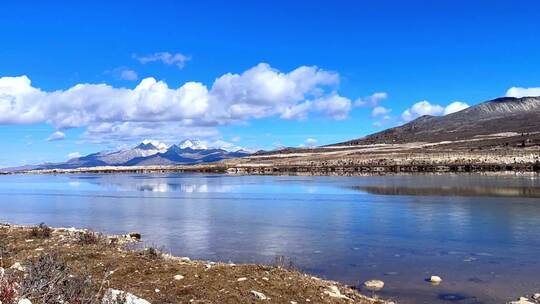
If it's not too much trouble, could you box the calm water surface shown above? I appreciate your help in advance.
[0,173,539,304]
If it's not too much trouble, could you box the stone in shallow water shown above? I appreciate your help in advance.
[507,297,535,304]
[363,280,385,291]
[429,275,443,284]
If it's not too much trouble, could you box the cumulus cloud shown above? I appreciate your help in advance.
[0,63,353,144]
[371,106,391,117]
[505,87,540,98]
[67,152,81,159]
[46,131,65,141]
[401,100,470,122]
[135,52,191,69]
[355,92,388,107]
[443,101,469,115]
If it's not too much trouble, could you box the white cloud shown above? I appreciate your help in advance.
[355,92,388,107]
[401,100,470,122]
[401,100,444,122]
[119,69,138,81]
[46,131,65,141]
[0,64,355,144]
[505,87,540,98]
[67,152,81,159]
[373,115,391,127]
[298,138,318,148]
[135,52,191,69]
[443,101,469,115]
[371,106,391,117]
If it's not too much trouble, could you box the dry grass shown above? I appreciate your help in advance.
[0,223,391,304]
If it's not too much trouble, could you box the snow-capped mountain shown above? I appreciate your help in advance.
[10,139,251,171]
[178,139,207,150]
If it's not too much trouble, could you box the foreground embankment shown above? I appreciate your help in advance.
[0,223,392,304]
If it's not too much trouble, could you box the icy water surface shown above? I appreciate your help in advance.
[0,173,539,303]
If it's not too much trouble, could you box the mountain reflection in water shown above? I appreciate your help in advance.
[356,185,540,197]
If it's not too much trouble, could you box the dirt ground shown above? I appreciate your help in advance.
[0,223,393,304]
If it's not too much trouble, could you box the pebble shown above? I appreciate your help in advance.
[323,286,350,300]
[18,299,32,304]
[237,277,248,282]
[102,289,151,304]
[251,290,268,300]
[10,262,25,272]
[174,274,185,280]
[364,280,384,291]
[262,277,269,281]
[429,275,443,284]
[179,257,191,262]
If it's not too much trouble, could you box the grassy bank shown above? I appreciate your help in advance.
[0,223,392,304]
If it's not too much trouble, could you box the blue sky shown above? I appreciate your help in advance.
[1,0,539,167]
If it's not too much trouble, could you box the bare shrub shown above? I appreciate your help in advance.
[274,255,296,270]
[140,246,162,260]
[29,222,53,239]
[0,275,17,304]
[77,230,103,245]
[19,253,101,304]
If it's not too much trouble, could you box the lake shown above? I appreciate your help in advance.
[0,173,539,304]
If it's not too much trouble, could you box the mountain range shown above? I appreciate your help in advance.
[335,96,540,146]
[7,140,251,171]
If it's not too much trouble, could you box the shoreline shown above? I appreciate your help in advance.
[0,222,393,304]
[2,164,540,176]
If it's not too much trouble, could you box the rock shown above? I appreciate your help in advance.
[323,286,350,300]
[128,233,141,240]
[179,257,191,262]
[508,297,535,304]
[0,267,4,277]
[533,294,540,300]
[262,277,269,281]
[364,280,384,291]
[174,274,184,280]
[10,262,25,272]
[102,288,151,304]
[251,290,268,300]
[237,277,248,282]
[18,299,32,304]
[429,275,443,284]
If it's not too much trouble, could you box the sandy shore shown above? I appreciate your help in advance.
[0,223,393,304]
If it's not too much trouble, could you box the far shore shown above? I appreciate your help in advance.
[0,222,393,304]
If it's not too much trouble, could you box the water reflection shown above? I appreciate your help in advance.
[0,173,539,304]
[356,185,540,197]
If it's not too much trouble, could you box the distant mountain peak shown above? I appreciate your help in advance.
[139,139,168,151]
[179,139,207,150]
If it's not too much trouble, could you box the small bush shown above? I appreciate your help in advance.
[29,222,52,239]
[19,253,100,304]
[77,230,103,245]
[141,246,162,260]
[0,276,17,304]
[274,255,296,270]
